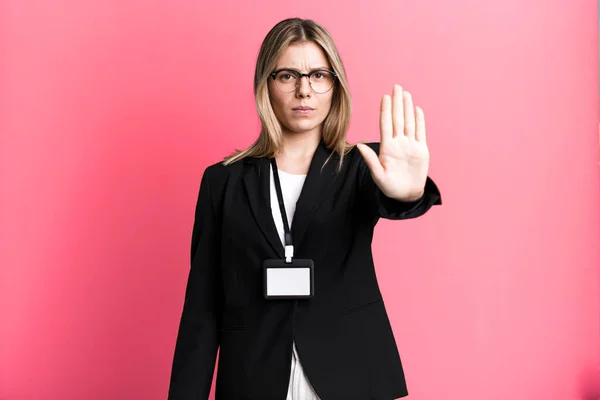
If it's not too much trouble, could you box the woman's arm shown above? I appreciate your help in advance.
[168,166,223,399]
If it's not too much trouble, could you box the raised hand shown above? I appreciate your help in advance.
[357,85,430,202]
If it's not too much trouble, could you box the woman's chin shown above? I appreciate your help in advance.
[285,121,321,134]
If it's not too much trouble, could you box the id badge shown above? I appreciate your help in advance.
[263,258,314,299]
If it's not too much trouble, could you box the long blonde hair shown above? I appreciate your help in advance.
[223,18,354,169]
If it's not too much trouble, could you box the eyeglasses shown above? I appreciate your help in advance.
[270,68,337,94]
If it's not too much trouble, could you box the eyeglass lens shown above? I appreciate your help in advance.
[273,70,335,93]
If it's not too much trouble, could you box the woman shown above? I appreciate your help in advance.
[168,18,442,400]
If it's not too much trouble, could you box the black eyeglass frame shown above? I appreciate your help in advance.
[269,68,338,93]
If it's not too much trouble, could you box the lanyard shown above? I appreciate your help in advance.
[270,158,294,263]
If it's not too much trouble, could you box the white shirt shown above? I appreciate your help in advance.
[269,167,321,400]
[270,168,305,247]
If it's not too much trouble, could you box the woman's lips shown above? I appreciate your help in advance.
[293,107,314,115]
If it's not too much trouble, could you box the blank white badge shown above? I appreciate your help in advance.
[265,267,311,296]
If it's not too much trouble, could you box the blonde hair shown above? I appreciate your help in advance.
[223,18,354,169]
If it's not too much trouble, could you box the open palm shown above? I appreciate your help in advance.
[357,85,430,202]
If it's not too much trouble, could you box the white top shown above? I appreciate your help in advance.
[269,168,306,246]
[269,167,321,399]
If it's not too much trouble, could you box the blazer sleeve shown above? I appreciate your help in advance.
[168,166,223,399]
[358,142,442,221]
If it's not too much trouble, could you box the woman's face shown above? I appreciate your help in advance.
[268,41,335,137]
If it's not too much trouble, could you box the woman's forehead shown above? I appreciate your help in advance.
[275,42,330,70]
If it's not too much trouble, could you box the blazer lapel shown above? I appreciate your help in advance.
[242,139,340,260]
[243,157,285,258]
[290,140,339,252]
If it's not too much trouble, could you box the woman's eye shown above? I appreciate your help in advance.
[278,73,295,81]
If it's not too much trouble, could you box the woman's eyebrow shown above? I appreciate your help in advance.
[276,66,331,71]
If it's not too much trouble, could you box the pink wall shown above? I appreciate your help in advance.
[2,1,599,399]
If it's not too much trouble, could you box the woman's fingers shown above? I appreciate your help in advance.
[415,106,426,143]
[357,143,384,181]
[380,94,393,145]
[392,85,404,139]
[403,90,416,140]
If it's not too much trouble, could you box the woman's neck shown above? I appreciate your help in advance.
[275,131,321,174]
[280,130,320,157]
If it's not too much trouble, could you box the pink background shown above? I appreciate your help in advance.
[2,1,599,399]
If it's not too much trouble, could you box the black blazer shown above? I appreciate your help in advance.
[168,140,442,400]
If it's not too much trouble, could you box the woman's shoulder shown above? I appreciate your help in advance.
[200,158,239,187]
[199,142,385,181]
[199,155,262,194]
